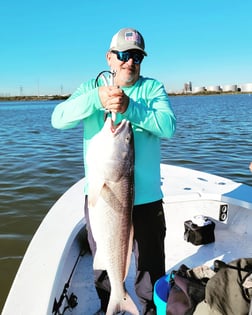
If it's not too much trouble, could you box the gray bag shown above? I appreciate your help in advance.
[206,258,252,315]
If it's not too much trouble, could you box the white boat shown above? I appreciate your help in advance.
[2,163,252,315]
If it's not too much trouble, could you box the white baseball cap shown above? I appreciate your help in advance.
[109,28,147,56]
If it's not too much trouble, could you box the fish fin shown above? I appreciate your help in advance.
[124,224,134,281]
[93,250,106,270]
[88,179,105,208]
[106,290,139,315]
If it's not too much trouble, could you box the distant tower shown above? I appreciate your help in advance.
[189,81,192,91]
[37,80,40,97]
[20,86,23,96]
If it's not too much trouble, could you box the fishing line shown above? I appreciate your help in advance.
[95,70,117,122]
[95,70,115,87]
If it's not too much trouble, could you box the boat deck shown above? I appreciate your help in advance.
[65,198,252,315]
[3,164,252,315]
[67,250,140,314]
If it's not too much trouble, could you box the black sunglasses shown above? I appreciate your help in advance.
[111,50,144,64]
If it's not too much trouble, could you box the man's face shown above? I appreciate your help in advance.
[106,50,144,87]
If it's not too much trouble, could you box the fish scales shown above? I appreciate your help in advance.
[86,117,139,315]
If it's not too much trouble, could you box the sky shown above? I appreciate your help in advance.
[1,0,251,96]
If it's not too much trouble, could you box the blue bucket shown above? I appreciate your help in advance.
[153,273,171,315]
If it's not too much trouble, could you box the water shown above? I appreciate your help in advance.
[164,94,252,184]
[0,94,252,311]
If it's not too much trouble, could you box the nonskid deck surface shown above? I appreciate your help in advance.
[65,252,141,315]
[164,200,252,271]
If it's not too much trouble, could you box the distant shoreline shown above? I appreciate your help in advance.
[0,95,70,102]
[168,91,251,97]
[0,91,251,102]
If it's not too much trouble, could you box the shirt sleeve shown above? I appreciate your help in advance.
[51,79,102,130]
[122,79,176,138]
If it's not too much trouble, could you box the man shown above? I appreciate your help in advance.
[51,27,176,315]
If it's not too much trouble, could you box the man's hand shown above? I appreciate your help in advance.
[98,86,129,113]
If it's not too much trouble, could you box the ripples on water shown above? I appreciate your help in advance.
[0,100,83,310]
[0,94,252,310]
[163,94,252,185]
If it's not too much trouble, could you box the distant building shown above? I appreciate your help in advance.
[192,86,205,93]
[239,83,252,92]
[207,85,221,92]
[222,84,237,92]
[184,81,192,93]
[177,81,252,95]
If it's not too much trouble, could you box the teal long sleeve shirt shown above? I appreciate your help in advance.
[51,76,176,205]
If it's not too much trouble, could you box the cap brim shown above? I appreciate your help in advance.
[110,44,147,56]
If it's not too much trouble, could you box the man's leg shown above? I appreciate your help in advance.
[133,200,166,314]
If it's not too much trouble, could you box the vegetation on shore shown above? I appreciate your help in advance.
[0,95,70,102]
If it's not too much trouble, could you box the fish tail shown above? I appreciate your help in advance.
[106,291,139,315]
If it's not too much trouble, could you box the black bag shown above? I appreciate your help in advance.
[184,219,215,245]
[166,264,209,315]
